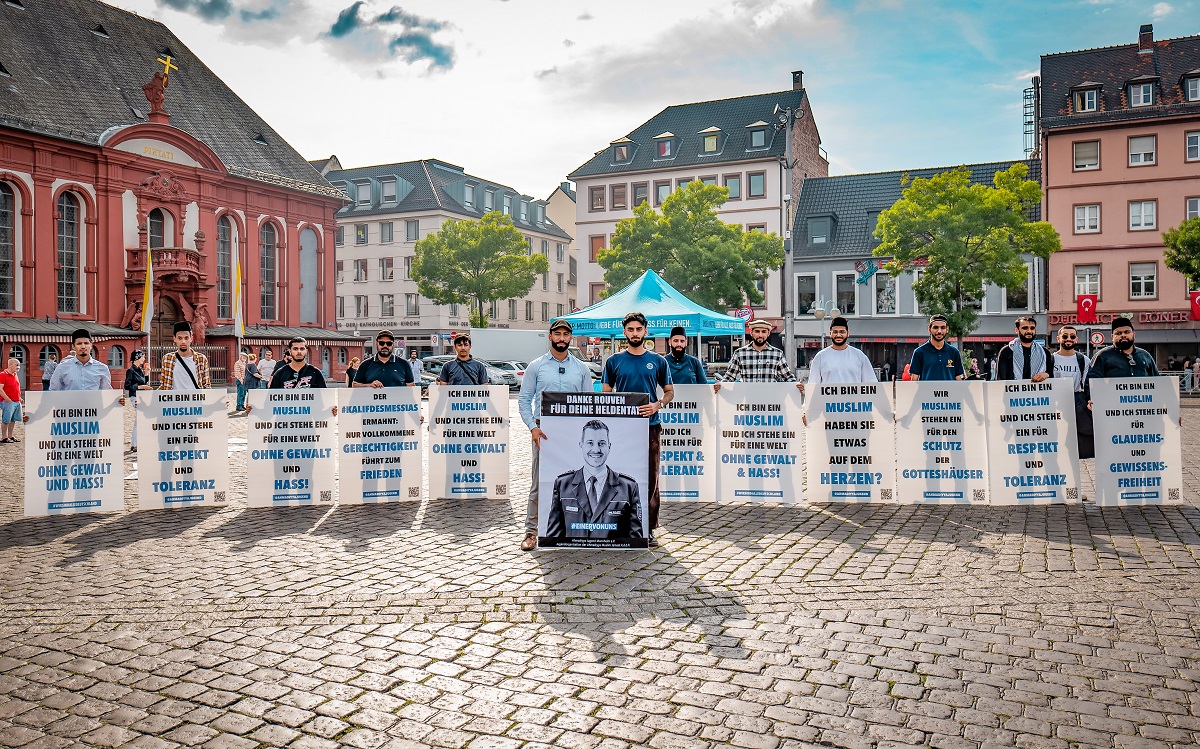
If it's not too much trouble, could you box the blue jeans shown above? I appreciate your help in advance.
[1,400,21,423]
[236,380,247,409]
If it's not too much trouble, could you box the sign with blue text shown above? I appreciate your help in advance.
[1091,376,1182,505]
[338,387,422,504]
[894,381,989,504]
[714,383,805,502]
[804,382,896,503]
[24,391,124,517]
[658,384,717,501]
[245,389,337,508]
[137,390,230,510]
[985,379,1080,504]
[428,385,510,499]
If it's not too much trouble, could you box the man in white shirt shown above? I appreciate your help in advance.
[159,321,210,390]
[806,317,877,387]
[1049,325,1093,459]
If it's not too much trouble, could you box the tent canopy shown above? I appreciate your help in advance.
[555,270,746,338]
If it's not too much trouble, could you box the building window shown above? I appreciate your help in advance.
[654,181,671,206]
[449,302,459,317]
[808,217,831,245]
[216,216,232,319]
[540,239,549,256]
[832,273,856,315]
[355,295,368,317]
[356,183,371,206]
[525,301,533,321]
[381,179,397,203]
[1188,197,1200,220]
[747,224,766,233]
[676,177,693,190]
[107,345,125,369]
[589,282,604,305]
[589,235,605,263]
[557,273,564,292]
[700,175,717,186]
[380,222,393,243]
[796,274,817,315]
[749,129,766,149]
[611,184,627,210]
[526,236,533,255]
[1073,140,1099,170]
[873,272,895,315]
[542,273,548,292]
[38,345,59,370]
[1130,82,1153,107]
[57,193,80,314]
[1130,200,1156,230]
[723,174,741,200]
[403,256,413,280]
[405,293,419,316]
[1074,204,1100,233]
[484,190,494,211]
[657,139,672,158]
[405,220,419,241]
[556,243,565,263]
[541,302,549,321]
[1130,262,1157,298]
[502,195,512,216]
[632,182,648,206]
[334,226,344,246]
[1187,132,1199,161]
[508,299,517,320]
[1075,89,1098,112]
[747,172,766,199]
[703,135,718,153]
[354,258,368,282]
[336,296,344,318]
[380,294,394,317]
[557,303,565,317]
[148,208,166,249]
[379,257,394,281]
[614,144,629,162]
[1129,135,1155,165]
[1074,264,1100,297]
[355,224,368,244]
[489,300,499,319]
[520,201,529,221]
[335,260,345,283]
[1005,264,1031,311]
[1187,78,1200,102]
[338,348,347,365]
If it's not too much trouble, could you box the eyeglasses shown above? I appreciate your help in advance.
[1060,335,1077,340]
[1126,353,1137,368]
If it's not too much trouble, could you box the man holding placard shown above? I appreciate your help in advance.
[995,316,1049,382]
[665,327,707,385]
[805,317,876,387]
[48,329,120,394]
[158,321,210,391]
[714,319,803,392]
[1087,317,1159,384]
[354,330,417,389]
[437,333,489,386]
[1050,325,1094,459]
[908,315,964,382]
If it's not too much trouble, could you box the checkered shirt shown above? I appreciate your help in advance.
[718,343,796,383]
[158,350,211,389]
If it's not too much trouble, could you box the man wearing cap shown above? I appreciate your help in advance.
[49,329,120,393]
[714,318,803,392]
[159,321,211,390]
[665,326,707,385]
[437,333,490,386]
[806,317,876,387]
[354,330,417,388]
[908,314,965,381]
[1087,316,1160,383]
[518,318,593,550]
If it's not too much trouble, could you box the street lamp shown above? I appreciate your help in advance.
[811,299,841,350]
[774,102,803,373]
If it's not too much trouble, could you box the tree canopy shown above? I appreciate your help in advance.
[598,181,784,311]
[1163,216,1200,289]
[412,211,549,328]
[873,163,1060,343]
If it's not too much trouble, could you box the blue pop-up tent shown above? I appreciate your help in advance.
[554,270,747,338]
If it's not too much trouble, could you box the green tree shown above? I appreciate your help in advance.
[873,163,1060,346]
[1163,216,1200,288]
[598,181,784,310]
[412,211,549,328]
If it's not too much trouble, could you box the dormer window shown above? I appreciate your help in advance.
[658,140,672,158]
[484,189,494,211]
[808,217,833,246]
[1130,82,1154,107]
[355,183,371,206]
[697,126,721,154]
[747,124,768,149]
[464,183,475,209]
[1075,89,1098,113]
[520,200,529,221]
[381,178,397,203]
[1185,76,1200,102]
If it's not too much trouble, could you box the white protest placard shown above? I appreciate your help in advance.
[658,384,717,501]
[428,384,510,499]
[714,383,804,503]
[1091,376,1183,505]
[804,382,896,503]
[136,390,230,510]
[245,389,337,508]
[894,381,988,504]
[24,391,124,516]
[338,387,422,504]
[985,379,1080,505]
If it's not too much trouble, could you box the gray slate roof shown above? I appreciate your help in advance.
[207,325,365,342]
[568,88,806,178]
[793,160,1042,259]
[0,318,141,338]
[326,159,573,241]
[0,0,340,198]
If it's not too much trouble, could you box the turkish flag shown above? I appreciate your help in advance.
[1190,291,1200,320]
[1077,294,1098,324]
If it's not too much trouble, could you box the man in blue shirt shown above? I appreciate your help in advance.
[602,312,674,546]
[665,326,707,385]
[909,315,965,382]
[518,319,593,550]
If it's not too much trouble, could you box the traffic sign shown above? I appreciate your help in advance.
[1090,331,1104,346]
[734,306,753,321]
[430,334,439,346]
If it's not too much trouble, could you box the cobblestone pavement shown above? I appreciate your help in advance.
[0,396,1198,749]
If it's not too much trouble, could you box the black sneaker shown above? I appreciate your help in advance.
[648,535,659,548]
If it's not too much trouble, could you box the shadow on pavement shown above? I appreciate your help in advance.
[0,513,105,551]
[199,505,331,552]
[416,497,520,542]
[55,505,223,566]
[310,502,421,549]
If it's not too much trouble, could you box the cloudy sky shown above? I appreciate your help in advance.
[114,0,1197,198]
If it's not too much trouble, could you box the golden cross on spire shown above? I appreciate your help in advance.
[156,54,178,80]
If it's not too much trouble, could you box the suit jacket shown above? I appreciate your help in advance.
[546,467,643,539]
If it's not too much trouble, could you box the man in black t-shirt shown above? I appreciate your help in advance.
[354,330,416,388]
[247,337,335,415]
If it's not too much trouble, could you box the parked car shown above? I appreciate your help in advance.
[486,365,517,387]
[487,361,528,389]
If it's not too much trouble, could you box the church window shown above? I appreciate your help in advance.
[148,208,166,249]
[217,216,233,319]
[0,183,13,310]
[260,223,277,320]
[57,192,80,314]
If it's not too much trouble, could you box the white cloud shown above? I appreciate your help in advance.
[1152,2,1173,18]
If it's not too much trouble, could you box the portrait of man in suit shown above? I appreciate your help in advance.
[545,419,644,539]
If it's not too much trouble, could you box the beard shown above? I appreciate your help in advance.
[830,334,848,346]
[1059,341,1075,351]
[626,335,644,348]
[670,345,686,357]
[930,331,945,342]
[551,340,569,352]
[1115,338,1135,351]
[1019,332,1035,344]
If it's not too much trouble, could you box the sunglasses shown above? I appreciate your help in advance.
[376,341,394,346]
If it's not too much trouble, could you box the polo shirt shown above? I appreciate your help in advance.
[910,341,964,381]
[354,355,415,387]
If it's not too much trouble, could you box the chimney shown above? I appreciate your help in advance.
[1139,24,1154,53]
[792,70,804,90]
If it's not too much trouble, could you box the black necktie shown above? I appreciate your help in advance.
[587,476,598,517]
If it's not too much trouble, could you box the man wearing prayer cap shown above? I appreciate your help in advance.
[48,329,121,393]
[159,320,211,390]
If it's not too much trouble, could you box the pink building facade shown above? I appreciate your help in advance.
[1038,24,1200,362]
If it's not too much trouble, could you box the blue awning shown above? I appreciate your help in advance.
[554,270,746,337]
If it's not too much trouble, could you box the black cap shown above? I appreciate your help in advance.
[1111,316,1134,331]
[131,350,145,361]
[669,326,686,338]
[173,321,192,335]
[830,317,849,329]
[71,328,92,343]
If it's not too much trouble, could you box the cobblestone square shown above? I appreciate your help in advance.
[0,396,1198,748]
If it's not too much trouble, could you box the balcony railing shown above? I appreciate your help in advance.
[127,247,204,277]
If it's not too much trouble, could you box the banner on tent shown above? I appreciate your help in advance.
[1091,376,1183,505]
[659,384,717,501]
[984,379,1080,505]
[428,385,510,499]
[715,383,804,502]
[137,390,230,510]
[246,389,337,508]
[805,383,896,503]
[24,391,124,517]
[894,381,989,504]
[338,387,422,504]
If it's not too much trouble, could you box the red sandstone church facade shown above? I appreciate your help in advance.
[0,0,362,388]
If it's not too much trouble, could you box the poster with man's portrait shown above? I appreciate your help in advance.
[537,392,650,549]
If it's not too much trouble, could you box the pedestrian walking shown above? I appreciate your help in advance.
[995,316,1050,382]
[158,321,210,391]
[714,319,803,392]
[0,358,22,444]
[233,351,248,412]
[41,351,57,392]
[353,330,417,389]
[257,348,276,388]
[345,357,360,387]
[437,333,489,385]
[664,326,707,385]
[124,350,152,452]
[908,315,965,381]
